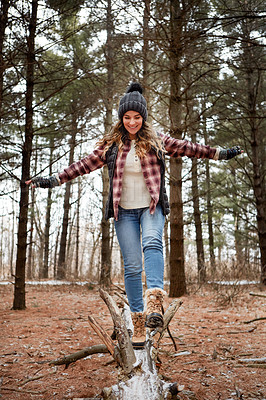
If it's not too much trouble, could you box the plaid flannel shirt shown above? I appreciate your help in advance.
[59,133,219,220]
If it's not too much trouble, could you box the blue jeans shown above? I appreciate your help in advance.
[114,205,165,312]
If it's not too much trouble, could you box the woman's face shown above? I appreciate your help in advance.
[122,110,143,137]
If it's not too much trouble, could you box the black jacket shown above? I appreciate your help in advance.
[104,143,170,220]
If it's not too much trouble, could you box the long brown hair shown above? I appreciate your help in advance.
[96,120,165,158]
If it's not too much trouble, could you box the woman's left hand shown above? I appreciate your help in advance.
[219,146,243,160]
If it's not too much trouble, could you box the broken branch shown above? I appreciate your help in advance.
[88,315,115,357]
[99,288,136,375]
[49,344,109,367]
[243,317,266,324]
[249,292,266,298]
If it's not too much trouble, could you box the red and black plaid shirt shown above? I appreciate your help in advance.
[59,133,218,220]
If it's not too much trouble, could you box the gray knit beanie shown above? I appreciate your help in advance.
[118,82,147,121]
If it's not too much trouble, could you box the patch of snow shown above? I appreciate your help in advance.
[0,280,96,286]
[208,280,259,286]
[173,350,191,357]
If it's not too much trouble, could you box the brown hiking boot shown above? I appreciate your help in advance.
[145,288,166,328]
[131,312,146,350]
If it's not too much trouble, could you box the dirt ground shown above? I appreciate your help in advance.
[0,282,265,400]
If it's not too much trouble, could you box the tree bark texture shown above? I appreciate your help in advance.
[0,0,10,120]
[13,0,38,310]
[75,176,81,278]
[100,0,114,287]
[41,138,54,279]
[190,121,205,282]
[142,0,151,118]
[57,106,77,279]
[99,288,136,373]
[27,186,35,280]
[242,22,266,284]
[202,110,216,273]
[169,0,187,297]
[191,156,206,282]
[205,157,215,272]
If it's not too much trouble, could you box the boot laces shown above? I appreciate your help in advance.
[147,293,163,313]
[132,314,145,336]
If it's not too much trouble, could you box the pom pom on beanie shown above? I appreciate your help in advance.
[126,82,143,94]
[118,82,147,121]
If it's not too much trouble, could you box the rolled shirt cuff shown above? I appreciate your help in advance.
[55,174,62,186]
[213,149,220,160]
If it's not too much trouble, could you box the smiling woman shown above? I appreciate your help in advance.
[26,82,242,350]
[122,111,143,139]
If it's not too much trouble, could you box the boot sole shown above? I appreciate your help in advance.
[146,313,164,328]
[132,341,145,350]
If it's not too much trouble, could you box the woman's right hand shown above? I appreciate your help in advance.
[25,176,60,188]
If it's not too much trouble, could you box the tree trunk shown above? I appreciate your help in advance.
[251,120,266,284]
[27,186,35,280]
[0,218,3,275]
[231,166,242,267]
[53,229,60,278]
[164,219,170,281]
[13,0,38,310]
[142,0,151,117]
[75,176,81,278]
[0,0,10,120]
[100,166,111,286]
[205,157,216,272]
[10,208,15,277]
[57,125,76,279]
[203,111,216,274]
[42,187,52,278]
[41,138,54,279]
[169,0,187,297]
[89,230,101,275]
[28,137,38,279]
[191,154,206,283]
[242,26,266,284]
[100,0,114,287]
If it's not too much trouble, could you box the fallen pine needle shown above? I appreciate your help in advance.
[20,368,57,386]
[1,386,46,394]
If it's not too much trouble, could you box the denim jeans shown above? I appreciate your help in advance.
[114,205,165,312]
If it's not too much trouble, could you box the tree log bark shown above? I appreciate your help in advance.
[46,289,184,399]
[49,344,109,367]
[99,288,136,374]
[88,315,115,358]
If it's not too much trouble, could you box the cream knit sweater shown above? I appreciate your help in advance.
[119,140,151,209]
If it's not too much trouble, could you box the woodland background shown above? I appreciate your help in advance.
[0,0,265,309]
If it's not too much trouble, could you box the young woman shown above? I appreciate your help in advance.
[27,82,242,349]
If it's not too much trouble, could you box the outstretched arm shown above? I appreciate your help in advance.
[26,145,106,189]
[162,134,218,159]
[161,134,243,161]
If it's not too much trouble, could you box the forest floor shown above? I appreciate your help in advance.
[0,281,265,400]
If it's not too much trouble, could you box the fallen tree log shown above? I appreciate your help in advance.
[86,288,183,399]
[45,289,184,398]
